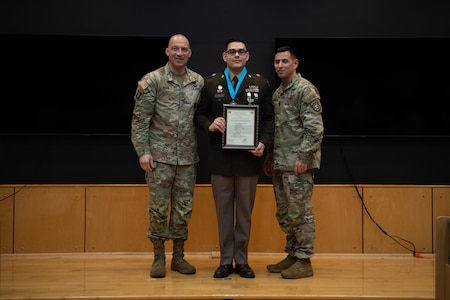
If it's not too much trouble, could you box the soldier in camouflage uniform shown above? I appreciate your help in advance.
[264,46,324,279]
[131,34,204,278]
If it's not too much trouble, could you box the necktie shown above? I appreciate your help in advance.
[232,76,238,88]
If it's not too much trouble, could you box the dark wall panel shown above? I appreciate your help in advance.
[275,37,450,137]
[1,135,449,185]
[1,34,168,135]
[1,0,450,185]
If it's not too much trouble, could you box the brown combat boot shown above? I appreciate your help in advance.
[170,239,196,274]
[281,258,314,279]
[150,239,166,278]
[267,254,297,273]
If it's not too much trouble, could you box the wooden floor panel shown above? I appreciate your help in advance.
[0,253,434,300]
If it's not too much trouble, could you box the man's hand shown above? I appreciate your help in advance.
[294,160,307,175]
[209,117,226,133]
[249,142,265,157]
[263,159,273,176]
[139,154,156,172]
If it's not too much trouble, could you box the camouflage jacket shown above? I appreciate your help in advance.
[131,63,204,165]
[269,73,324,171]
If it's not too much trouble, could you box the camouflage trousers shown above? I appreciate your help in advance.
[145,162,196,241]
[272,169,316,259]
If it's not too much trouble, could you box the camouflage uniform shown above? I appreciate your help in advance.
[131,62,204,241]
[268,73,324,259]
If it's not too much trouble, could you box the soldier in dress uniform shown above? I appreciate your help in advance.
[195,38,274,279]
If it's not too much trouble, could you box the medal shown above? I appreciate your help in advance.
[247,92,254,104]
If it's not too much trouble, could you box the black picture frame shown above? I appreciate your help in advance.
[222,104,259,150]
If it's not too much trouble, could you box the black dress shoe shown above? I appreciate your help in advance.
[235,264,255,278]
[213,264,234,278]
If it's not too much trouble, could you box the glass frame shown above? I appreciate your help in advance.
[222,104,259,150]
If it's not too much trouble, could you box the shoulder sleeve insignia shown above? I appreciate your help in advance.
[138,79,149,91]
[311,99,322,113]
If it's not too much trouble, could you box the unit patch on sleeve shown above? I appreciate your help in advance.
[311,99,322,113]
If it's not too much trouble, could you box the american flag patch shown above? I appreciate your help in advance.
[138,80,148,90]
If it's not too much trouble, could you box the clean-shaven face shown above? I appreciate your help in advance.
[222,41,249,72]
[274,51,298,83]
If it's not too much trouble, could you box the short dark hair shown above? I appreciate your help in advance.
[275,46,297,59]
[225,38,247,50]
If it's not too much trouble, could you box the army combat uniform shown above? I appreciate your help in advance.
[131,62,204,242]
[266,72,324,278]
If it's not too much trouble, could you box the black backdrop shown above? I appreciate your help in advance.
[1,34,168,135]
[1,33,450,185]
[275,37,450,137]
[4,35,450,137]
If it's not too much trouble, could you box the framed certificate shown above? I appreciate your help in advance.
[222,104,259,150]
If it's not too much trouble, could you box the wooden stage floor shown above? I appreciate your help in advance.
[0,252,435,300]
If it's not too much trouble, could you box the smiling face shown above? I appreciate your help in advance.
[274,50,299,83]
[222,41,250,73]
[165,34,192,74]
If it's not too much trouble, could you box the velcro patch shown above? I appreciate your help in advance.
[311,100,322,112]
[138,80,149,91]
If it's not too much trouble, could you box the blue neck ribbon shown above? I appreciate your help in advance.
[224,67,247,100]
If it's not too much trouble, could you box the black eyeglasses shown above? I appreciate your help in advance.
[225,49,248,55]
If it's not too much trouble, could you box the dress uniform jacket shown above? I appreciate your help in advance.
[195,71,274,176]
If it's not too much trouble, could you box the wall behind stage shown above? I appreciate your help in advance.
[0,0,450,185]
